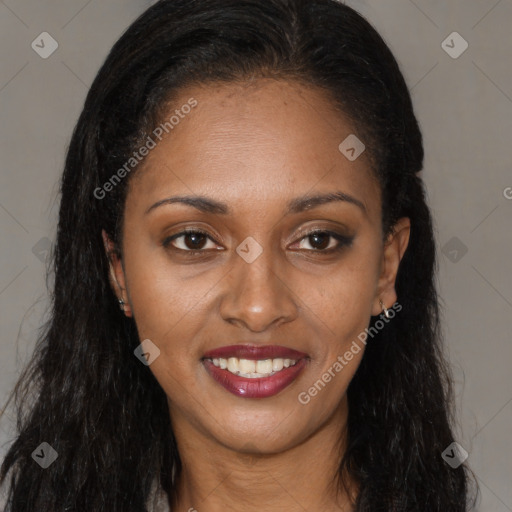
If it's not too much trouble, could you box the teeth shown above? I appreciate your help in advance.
[209,357,298,378]
[272,358,284,371]
[256,359,273,374]
[239,359,256,373]
[227,357,238,373]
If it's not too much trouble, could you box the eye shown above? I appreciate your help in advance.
[162,228,353,256]
[292,230,354,253]
[162,229,221,253]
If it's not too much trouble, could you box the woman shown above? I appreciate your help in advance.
[0,0,476,510]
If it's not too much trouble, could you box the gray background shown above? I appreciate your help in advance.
[0,1,511,510]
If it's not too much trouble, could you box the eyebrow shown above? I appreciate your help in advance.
[145,191,367,216]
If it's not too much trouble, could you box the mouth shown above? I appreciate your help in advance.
[202,345,309,399]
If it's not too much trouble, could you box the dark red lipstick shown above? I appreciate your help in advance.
[202,344,308,399]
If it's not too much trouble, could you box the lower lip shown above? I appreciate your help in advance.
[202,358,307,398]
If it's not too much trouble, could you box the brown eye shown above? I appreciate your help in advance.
[307,232,331,250]
[163,229,219,252]
[294,230,354,253]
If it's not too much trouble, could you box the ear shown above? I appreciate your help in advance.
[102,229,133,317]
[371,217,411,316]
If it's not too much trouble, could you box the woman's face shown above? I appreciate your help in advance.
[107,79,410,454]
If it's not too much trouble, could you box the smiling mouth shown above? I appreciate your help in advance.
[201,344,308,398]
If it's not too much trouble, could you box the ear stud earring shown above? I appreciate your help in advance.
[118,298,125,310]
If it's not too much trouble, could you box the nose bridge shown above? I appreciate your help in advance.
[219,237,298,331]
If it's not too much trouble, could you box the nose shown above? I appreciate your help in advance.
[219,246,298,333]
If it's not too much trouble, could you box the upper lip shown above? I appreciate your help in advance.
[202,344,308,360]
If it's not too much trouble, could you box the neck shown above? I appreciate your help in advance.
[169,396,356,512]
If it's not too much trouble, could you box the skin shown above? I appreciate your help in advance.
[103,79,410,511]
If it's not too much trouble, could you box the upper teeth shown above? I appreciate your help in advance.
[209,357,297,378]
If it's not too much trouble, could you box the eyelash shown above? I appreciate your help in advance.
[162,228,354,256]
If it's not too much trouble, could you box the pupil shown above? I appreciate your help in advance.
[186,233,206,250]
[310,233,329,250]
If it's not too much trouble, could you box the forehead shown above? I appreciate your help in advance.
[127,79,380,219]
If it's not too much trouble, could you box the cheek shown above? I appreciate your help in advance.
[296,273,372,413]
[121,241,213,339]
[297,259,379,337]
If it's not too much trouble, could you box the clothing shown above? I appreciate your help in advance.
[147,479,172,512]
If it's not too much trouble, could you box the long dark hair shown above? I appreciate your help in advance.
[1,0,477,510]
